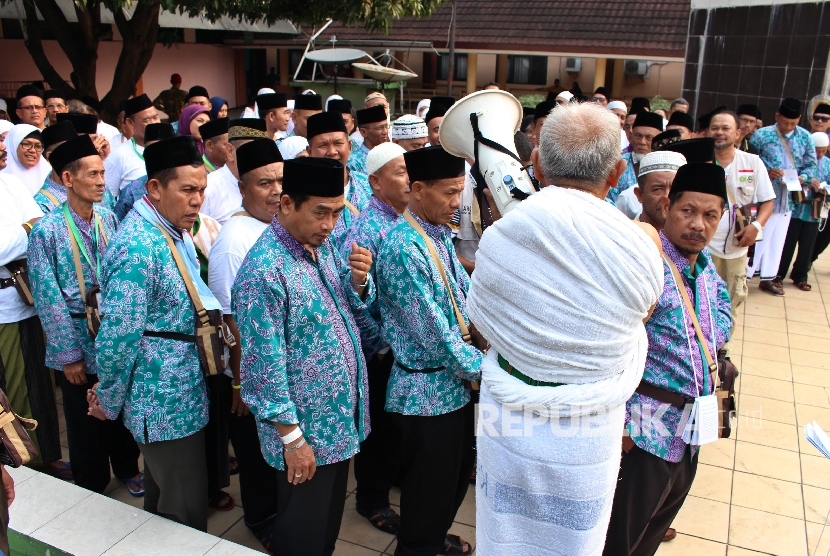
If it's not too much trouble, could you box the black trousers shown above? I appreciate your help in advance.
[393,402,475,556]
[777,217,820,284]
[204,373,230,501]
[58,372,140,493]
[812,221,830,264]
[227,397,280,535]
[603,445,699,556]
[140,429,209,532]
[354,353,398,514]
[268,458,350,556]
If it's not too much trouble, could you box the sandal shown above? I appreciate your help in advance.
[122,473,145,497]
[662,527,677,542]
[357,506,401,535]
[793,281,812,291]
[759,280,785,297]
[229,456,239,475]
[40,461,73,481]
[443,534,472,555]
[208,490,236,511]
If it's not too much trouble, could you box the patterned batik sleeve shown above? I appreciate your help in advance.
[233,270,298,425]
[715,274,733,351]
[384,240,482,381]
[801,135,819,184]
[28,225,84,366]
[337,255,381,356]
[95,237,151,420]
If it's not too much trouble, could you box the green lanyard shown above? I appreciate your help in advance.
[131,138,144,161]
[203,154,216,173]
[63,204,102,281]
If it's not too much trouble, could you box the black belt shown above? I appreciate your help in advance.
[144,330,196,342]
[70,313,86,319]
[635,380,692,409]
[397,363,445,374]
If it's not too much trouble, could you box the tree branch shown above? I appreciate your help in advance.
[19,0,69,91]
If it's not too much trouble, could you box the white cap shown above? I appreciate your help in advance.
[0,99,7,112]
[257,88,276,96]
[556,91,574,103]
[366,142,406,176]
[638,151,687,178]
[813,132,830,148]
[608,101,627,112]
[278,136,309,160]
[326,94,343,111]
[391,115,428,140]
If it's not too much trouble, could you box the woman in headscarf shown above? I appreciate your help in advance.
[210,97,228,120]
[0,120,13,142]
[0,124,52,195]
[178,105,211,154]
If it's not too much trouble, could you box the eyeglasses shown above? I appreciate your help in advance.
[19,141,44,152]
[18,105,44,112]
[590,96,607,103]
[813,115,830,123]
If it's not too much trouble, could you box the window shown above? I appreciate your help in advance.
[437,54,468,81]
[507,55,548,85]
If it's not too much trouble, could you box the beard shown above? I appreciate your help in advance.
[633,152,646,163]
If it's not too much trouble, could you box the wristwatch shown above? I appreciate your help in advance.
[751,220,764,241]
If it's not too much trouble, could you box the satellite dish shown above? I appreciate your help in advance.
[352,63,418,83]
[305,48,369,64]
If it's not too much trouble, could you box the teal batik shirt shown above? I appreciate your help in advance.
[750,125,818,213]
[28,204,118,373]
[347,142,370,175]
[95,210,209,444]
[35,175,116,215]
[376,210,483,416]
[791,155,830,223]
[330,170,374,249]
[606,151,637,206]
[232,218,377,470]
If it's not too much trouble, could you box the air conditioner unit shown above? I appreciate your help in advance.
[624,60,651,77]
[565,57,582,73]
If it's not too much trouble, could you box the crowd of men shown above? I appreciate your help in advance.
[0,76,826,556]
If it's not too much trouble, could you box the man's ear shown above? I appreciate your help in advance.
[146,178,163,202]
[530,148,546,186]
[633,184,643,203]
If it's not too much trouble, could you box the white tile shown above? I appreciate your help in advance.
[9,471,92,534]
[205,539,268,556]
[6,465,38,484]
[103,515,221,556]
[31,493,153,556]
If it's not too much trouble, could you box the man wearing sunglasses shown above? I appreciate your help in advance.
[810,103,830,134]
[15,85,46,130]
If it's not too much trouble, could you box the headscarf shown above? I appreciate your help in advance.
[277,136,309,160]
[177,105,210,154]
[416,99,431,119]
[209,96,228,121]
[0,120,13,136]
[0,124,52,195]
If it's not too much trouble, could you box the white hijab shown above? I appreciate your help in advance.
[0,120,13,136]
[1,124,52,195]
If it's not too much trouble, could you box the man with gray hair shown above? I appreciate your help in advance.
[467,103,665,555]
[668,98,689,119]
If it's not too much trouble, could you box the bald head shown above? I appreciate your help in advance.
[537,103,621,191]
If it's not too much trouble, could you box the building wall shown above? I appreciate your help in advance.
[0,39,236,107]
[682,0,830,120]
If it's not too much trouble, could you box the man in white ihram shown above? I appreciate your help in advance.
[467,103,665,555]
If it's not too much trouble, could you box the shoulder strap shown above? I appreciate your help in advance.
[775,127,798,168]
[42,190,60,208]
[154,225,210,328]
[65,217,87,300]
[664,256,720,388]
[403,211,471,344]
[344,199,359,216]
[231,211,252,218]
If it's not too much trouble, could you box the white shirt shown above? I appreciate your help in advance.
[0,174,42,323]
[202,165,242,224]
[620,129,630,153]
[616,185,642,220]
[97,121,120,141]
[709,149,776,259]
[104,139,146,198]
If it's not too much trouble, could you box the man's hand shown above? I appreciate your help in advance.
[735,223,759,247]
[349,243,372,291]
[284,436,316,486]
[768,168,784,180]
[1,466,14,507]
[86,383,107,420]
[482,188,503,222]
[64,360,87,385]
[622,436,635,454]
[230,387,250,417]
[22,217,40,235]
[92,134,110,161]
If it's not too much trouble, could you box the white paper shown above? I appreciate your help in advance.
[783,169,802,191]
[805,421,830,459]
[694,395,720,445]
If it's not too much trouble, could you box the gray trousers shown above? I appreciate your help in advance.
[139,429,209,531]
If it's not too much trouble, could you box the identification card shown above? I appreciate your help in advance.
[783,169,801,191]
[681,395,719,446]
[95,292,102,309]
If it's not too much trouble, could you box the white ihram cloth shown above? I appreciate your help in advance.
[467,186,663,556]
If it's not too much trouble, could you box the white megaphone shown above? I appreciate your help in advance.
[439,90,536,216]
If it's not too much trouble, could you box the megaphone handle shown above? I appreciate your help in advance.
[469,113,523,165]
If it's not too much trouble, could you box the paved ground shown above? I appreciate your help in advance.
[53,255,830,556]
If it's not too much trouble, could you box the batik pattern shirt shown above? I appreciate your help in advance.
[750,125,818,213]
[232,218,376,470]
[33,176,67,215]
[792,155,830,223]
[342,196,401,353]
[329,171,374,249]
[626,234,731,462]
[347,142,370,175]
[28,204,118,373]
[95,211,209,444]
[377,211,483,416]
[114,176,148,221]
[607,151,637,206]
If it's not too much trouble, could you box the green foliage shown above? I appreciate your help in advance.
[651,95,671,112]
[518,94,545,108]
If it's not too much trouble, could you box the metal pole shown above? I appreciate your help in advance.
[446,0,456,97]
